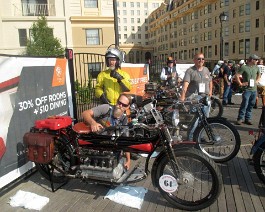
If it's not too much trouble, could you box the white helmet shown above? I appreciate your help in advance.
[105,47,125,67]
[217,60,224,66]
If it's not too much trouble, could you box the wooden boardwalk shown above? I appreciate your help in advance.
[1,95,265,211]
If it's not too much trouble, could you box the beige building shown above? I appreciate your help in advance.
[0,0,72,55]
[148,0,265,64]
[117,0,163,63]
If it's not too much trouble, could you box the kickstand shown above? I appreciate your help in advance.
[47,165,68,192]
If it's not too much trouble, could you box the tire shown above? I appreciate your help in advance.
[209,97,223,118]
[212,81,220,96]
[194,118,241,162]
[155,148,222,211]
[35,139,75,184]
[252,142,265,184]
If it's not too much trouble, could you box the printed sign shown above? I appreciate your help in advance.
[0,57,72,189]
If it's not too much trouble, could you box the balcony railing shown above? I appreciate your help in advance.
[14,3,56,16]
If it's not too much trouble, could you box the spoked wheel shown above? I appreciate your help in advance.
[253,142,265,184]
[35,140,75,183]
[209,97,223,118]
[194,118,241,162]
[154,148,222,211]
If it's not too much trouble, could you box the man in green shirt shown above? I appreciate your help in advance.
[235,54,261,125]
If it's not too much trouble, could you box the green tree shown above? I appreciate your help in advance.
[25,16,64,56]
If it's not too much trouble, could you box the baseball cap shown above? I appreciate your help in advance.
[249,54,260,60]
[239,60,245,65]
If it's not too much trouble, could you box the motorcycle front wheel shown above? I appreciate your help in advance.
[154,148,222,211]
[194,118,241,162]
[252,142,265,184]
[35,139,75,183]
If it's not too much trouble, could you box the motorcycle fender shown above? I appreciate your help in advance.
[211,95,220,100]
[206,117,227,122]
[251,134,265,155]
[150,144,194,188]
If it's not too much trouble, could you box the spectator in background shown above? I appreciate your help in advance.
[160,56,179,87]
[218,60,227,99]
[255,59,265,108]
[222,61,235,105]
[235,54,261,125]
[212,60,224,76]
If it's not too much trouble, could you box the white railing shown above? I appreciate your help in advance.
[14,3,56,16]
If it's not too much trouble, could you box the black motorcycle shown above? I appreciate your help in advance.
[131,95,241,163]
[23,100,222,211]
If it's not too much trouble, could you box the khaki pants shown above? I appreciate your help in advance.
[219,78,224,99]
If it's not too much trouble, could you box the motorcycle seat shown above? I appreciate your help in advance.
[73,122,91,134]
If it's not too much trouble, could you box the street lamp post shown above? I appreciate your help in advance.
[219,12,228,60]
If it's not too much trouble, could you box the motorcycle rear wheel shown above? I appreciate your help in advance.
[155,148,222,211]
[194,118,241,162]
[252,142,265,184]
[35,140,75,184]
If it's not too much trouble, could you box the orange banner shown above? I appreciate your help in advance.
[52,59,67,87]
[122,64,149,96]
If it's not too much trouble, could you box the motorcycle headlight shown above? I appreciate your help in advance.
[172,109,180,127]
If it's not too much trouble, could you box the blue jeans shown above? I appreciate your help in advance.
[223,83,232,103]
[237,90,257,121]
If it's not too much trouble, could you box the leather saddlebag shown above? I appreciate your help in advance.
[23,132,55,164]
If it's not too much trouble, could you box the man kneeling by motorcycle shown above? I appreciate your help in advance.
[82,93,132,170]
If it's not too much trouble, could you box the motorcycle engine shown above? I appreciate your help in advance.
[76,149,125,181]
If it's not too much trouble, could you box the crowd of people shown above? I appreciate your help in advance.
[80,45,265,170]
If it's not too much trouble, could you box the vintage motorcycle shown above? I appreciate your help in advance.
[23,100,222,211]
[144,82,223,118]
[250,106,265,184]
[130,95,241,163]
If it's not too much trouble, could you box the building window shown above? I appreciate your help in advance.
[137,18,140,23]
[233,25,236,33]
[84,0,98,8]
[256,1,260,10]
[137,2,140,8]
[124,34,127,39]
[137,10,140,16]
[123,2,126,7]
[245,39,250,54]
[138,34,141,39]
[131,26,135,31]
[18,29,27,46]
[256,19,259,28]
[138,26,141,31]
[131,18,134,24]
[131,10,134,16]
[245,3,250,15]
[239,5,244,16]
[239,39,244,54]
[232,41,235,53]
[88,62,103,78]
[123,10,127,15]
[255,37,259,51]
[224,42,229,57]
[130,2,134,7]
[123,18,127,24]
[86,29,100,45]
[233,9,236,18]
[124,26,127,31]
[239,22,244,33]
[245,20,250,32]
[132,34,135,39]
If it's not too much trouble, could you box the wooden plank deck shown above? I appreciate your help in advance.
[1,95,265,211]
[0,144,265,212]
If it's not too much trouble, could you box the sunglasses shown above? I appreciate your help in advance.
[117,101,129,107]
[197,58,205,61]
